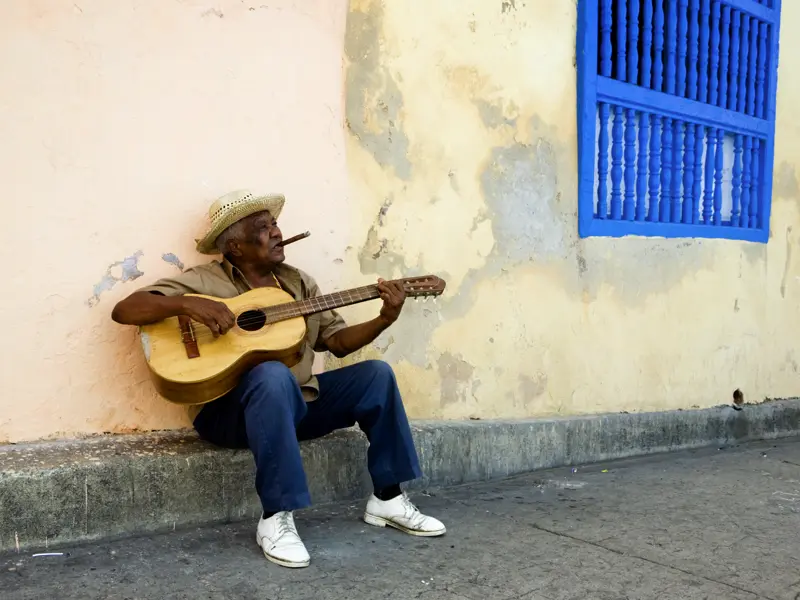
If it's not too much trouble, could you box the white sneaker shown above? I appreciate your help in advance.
[256,512,310,568]
[364,493,446,537]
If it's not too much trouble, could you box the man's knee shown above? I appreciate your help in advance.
[362,359,395,379]
[241,362,295,395]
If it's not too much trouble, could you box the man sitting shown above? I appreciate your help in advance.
[111,190,445,569]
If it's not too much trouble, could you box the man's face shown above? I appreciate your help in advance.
[235,210,285,266]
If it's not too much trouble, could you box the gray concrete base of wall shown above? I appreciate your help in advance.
[2,399,799,553]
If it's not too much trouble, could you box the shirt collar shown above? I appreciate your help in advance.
[221,258,303,299]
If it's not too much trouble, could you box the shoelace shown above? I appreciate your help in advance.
[400,494,428,528]
[275,512,300,542]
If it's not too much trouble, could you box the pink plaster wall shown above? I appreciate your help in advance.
[0,0,350,442]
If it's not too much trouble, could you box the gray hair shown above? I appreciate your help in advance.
[215,220,248,255]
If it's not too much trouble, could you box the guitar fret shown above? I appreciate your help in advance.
[257,280,431,327]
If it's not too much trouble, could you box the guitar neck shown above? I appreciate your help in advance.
[263,285,380,323]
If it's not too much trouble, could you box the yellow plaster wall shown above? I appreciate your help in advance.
[335,0,800,420]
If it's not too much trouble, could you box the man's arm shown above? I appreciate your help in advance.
[112,292,236,336]
[112,292,189,326]
[323,278,406,358]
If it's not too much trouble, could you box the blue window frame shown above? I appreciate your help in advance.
[577,0,782,242]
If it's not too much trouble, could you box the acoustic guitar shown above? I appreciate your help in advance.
[138,276,446,405]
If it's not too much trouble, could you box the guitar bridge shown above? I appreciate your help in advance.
[178,315,200,359]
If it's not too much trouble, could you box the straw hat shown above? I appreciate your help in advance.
[195,189,285,255]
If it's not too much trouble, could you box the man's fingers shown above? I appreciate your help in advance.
[206,320,220,337]
[391,282,406,298]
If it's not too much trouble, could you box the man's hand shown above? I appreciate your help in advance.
[181,296,236,337]
[377,278,406,326]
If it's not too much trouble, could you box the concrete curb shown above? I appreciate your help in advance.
[2,399,799,553]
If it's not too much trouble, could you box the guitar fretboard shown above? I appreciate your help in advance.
[262,285,380,324]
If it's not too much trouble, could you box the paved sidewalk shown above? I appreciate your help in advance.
[3,438,800,600]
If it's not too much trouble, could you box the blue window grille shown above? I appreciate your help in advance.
[577,0,782,242]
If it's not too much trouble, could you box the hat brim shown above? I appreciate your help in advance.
[195,194,285,255]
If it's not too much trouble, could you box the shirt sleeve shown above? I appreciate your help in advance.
[304,275,348,352]
[136,268,207,297]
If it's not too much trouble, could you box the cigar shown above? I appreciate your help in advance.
[277,231,310,247]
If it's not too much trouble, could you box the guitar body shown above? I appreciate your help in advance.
[139,287,307,405]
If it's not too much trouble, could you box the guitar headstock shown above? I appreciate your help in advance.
[398,275,446,301]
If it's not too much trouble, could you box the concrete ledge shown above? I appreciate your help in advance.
[2,399,799,553]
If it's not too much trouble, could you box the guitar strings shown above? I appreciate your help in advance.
[181,286,379,341]
[175,287,440,343]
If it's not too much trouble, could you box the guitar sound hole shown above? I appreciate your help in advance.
[237,309,267,332]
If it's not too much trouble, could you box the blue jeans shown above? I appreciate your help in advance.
[192,360,422,513]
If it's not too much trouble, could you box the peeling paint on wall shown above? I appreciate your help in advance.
[474,99,517,129]
[519,372,548,402]
[87,252,144,307]
[481,139,565,262]
[438,352,475,407]
[775,162,800,200]
[345,1,412,180]
[161,253,185,272]
[781,227,793,299]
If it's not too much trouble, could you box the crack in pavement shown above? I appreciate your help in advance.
[438,492,775,600]
[528,523,774,600]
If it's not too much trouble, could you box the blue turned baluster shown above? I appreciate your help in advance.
[672,120,683,223]
[756,23,768,119]
[702,127,715,223]
[597,104,611,218]
[719,6,731,108]
[693,124,704,223]
[698,0,711,103]
[683,122,695,223]
[746,17,758,116]
[648,113,662,221]
[642,0,653,88]
[611,106,624,220]
[728,11,741,112]
[628,0,640,86]
[654,0,665,91]
[741,136,752,227]
[751,138,761,228]
[666,0,678,94]
[617,0,627,81]
[661,117,673,222]
[601,0,613,77]
[688,0,700,100]
[636,111,649,220]
[737,15,750,114]
[713,129,724,226]
[677,0,689,97]
[624,109,637,220]
[731,134,743,226]
[709,1,721,106]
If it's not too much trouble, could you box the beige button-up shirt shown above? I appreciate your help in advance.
[138,259,347,420]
